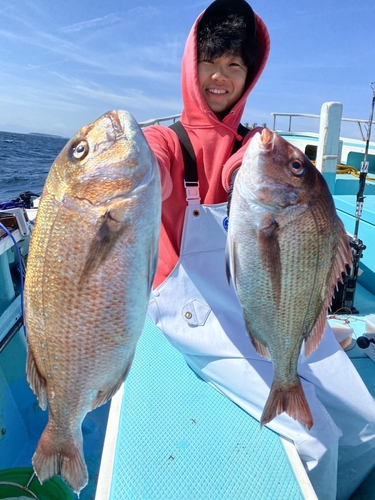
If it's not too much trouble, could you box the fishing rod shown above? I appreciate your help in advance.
[331,83,374,314]
[344,83,375,313]
[354,81,375,237]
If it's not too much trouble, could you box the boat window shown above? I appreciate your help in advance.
[305,145,317,161]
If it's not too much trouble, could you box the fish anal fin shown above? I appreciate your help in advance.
[79,210,128,287]
[26,349,47,410]
[261,379,313,430]
[91,354,135,409]
[33,425,88,494]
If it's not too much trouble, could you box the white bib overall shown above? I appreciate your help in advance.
[148,200,375,500]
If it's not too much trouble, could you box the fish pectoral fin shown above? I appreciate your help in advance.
[26,348,48,410]
[259,217,282,306]
[92,354,135,410]
[79,210,128,286]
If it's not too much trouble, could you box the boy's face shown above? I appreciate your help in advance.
[198,54,248,119]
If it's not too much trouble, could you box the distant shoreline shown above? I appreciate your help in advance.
[28,132,67,139]
[0,130,68,139]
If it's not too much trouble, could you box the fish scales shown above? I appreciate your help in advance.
[24,110,161,494]
[227,128,352,429]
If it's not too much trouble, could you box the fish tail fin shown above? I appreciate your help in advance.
[32,425,88,494]
[261,380,313,430]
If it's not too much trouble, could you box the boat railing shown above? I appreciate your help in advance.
[139,112,374,142]
[139,114,181,128]
[271,112,375,141]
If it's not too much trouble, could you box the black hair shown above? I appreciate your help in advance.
[197,0,258,71]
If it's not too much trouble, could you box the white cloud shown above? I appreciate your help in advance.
[59,13,121,33]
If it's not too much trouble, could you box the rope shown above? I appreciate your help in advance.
[336,164,375,181]
[311,161,375,181]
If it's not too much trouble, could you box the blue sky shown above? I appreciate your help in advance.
[0,0,374,139]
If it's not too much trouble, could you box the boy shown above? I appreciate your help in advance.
[144,2,375,499]
[143,0,269,287]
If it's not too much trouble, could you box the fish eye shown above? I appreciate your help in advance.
[72,141,89,160]
[289,159,304,175]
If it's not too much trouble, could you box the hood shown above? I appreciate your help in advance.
[180,0,270,133]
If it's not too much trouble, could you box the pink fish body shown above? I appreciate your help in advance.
[227,128,352,429]
[24,110,161,493]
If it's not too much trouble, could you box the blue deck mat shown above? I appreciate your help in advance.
[109,317,304,500]
[334,194,375,226]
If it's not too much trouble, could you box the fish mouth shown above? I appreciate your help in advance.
[260,128,277,150]
[251,128,276,153]
[108,111,124,136]
[107,110,128,138]
[105,110,140,141]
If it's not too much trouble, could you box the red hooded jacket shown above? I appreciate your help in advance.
[144,4,270,287]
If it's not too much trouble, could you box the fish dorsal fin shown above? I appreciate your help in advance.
[305,220,352,357]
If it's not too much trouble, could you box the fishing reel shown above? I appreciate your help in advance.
[330,235,366,315]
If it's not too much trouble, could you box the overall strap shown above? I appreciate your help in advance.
[170,121,249,205]
[169,121,200,205]
[234,123,249,154]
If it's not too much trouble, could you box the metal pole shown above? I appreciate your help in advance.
[354,82,375,238]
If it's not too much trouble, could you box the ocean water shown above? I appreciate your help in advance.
[0,130,68,202]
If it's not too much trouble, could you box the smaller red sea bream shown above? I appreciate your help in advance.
[226,128,352,429]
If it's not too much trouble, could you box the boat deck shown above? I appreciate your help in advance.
[335,173,375,196]
[1,182,375,499]
[95,283,375,500]
[343,285,375,500]
[334,194,375,296]
[96,316,315,500]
